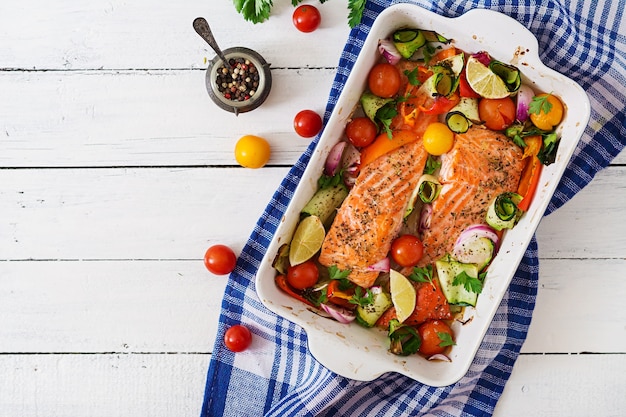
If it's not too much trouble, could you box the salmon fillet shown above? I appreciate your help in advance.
[418,126,525,266]
[318,138,429,288]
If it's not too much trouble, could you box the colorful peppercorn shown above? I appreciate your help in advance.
[215,58,260,102]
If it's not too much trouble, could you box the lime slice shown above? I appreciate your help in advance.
[289,215,326,266]
[465,56,510,99]
[389,270,417,323]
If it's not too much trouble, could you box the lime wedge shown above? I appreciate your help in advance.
[289,215,326,266]
[465,56,510,99]
[389,269,417,323]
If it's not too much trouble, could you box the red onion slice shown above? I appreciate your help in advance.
[516,84,535,122]
[378,39,402,65]
[320,303,356,324]
[366,257,390,272]
[324,141,347,176]
[472,51,491,66]
[427,353,452,362]
[455,224,499,247]
[419,204,433,233]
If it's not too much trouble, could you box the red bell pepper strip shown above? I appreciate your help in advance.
[275,274,315,307]
[458,72,480,98]
[418,94,460,115]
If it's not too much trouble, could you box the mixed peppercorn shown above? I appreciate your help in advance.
[216,57,260,102]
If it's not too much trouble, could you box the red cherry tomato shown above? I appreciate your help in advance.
[292,5,321,33]
[224,324,252,352]
[294,110,323,138]
[478,97,516,131]
[390,234,424,267]
[417,320,454,356]
[286,260,319,290]
[204,244,237,275]
[345,117,378,147]
[368,63,401,98]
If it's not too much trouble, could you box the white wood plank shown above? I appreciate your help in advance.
[0,258,622,354]
[0,167,289,260]
[495,354,626,417]
[0,0,352,70]
[0,69,336,167]
[0,260,225,353]
[2,166,624,260]
[0,353,210,417]
[522,259,626,353]
[536,165,626,259]
[0,353,622,417]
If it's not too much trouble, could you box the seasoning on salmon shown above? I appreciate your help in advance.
[418,126,525,266]
[318,137,429,288]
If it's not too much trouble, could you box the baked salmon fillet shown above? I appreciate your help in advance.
[418,126,525,266]
[318,138,429,288]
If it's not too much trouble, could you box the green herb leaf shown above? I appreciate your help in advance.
[452,271,483,294]
[408,265,434,284]
[528,94,553,116]
[437,331,456,347]
[347,0,367,28]
[349,286,374,307]
[376,103,398,138]
[233,0,273,24]
[423,155,442,175]
[388,319,422,356]
[537,132,560,166]
[404,68,421,86]
[317,171,344,189]
[328,265,351,280]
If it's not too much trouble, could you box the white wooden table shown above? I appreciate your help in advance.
[1,1,624,416]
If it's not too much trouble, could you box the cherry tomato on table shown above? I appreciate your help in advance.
[417,320,454,356]
[287,259,319,290]
[368,63,401,98]
[292,5,321,33]
[345,117,378,147]
[234,135,271,169]
[390,234,424,267]
[224,324,252,352]
[294,110,323,138]
[204,244,237,275]
[478,97,516,131]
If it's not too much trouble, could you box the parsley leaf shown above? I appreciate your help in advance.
[452,271,483,294]
[403,68,421,86]
[437,331,456,347]
[423,155,441,175]
[328,265,351,280]
[349,286,374,307]
[408,265,434,285]
[348,0,367,28]
[528,94,553,116]
[234,0,273,24]
[376,103,398,138]
[317,171,344,189]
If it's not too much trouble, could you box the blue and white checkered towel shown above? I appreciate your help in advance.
[202,1,625,416]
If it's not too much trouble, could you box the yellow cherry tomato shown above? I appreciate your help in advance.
[234,135,271,168]
[529,93,564,131]
[422,122,455,155]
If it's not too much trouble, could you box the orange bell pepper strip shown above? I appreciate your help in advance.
[359,129,419,168]
[326,279,355,309]
[517,135,543,212]
[275,274,315,307]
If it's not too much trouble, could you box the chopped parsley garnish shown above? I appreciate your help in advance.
[408,265,435,285]
[528,94,554,115]
[437,331,456,347]
[453,271,483,294]
[424,155,442,175]
[349,286,374,307]
[403,68,422,86]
